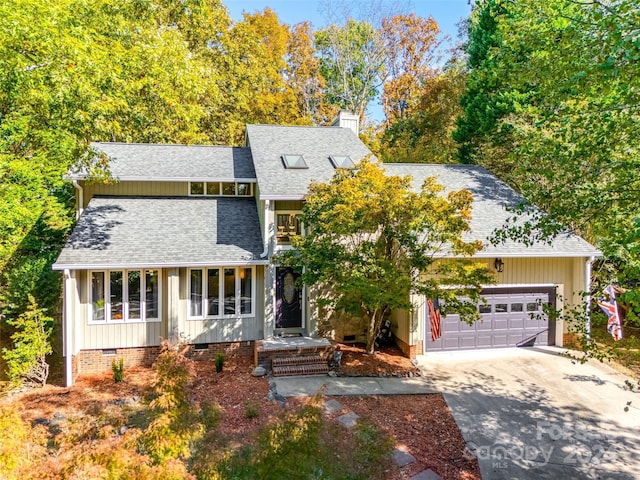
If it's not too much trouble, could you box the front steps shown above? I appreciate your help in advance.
[255,337,334,377]
[272,354,329,376]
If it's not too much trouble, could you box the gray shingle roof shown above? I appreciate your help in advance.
[68,143,256,181]
[53,196,265,269]
[246,124,372,199]
[383,163,601,257]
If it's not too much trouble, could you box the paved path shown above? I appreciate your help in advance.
[416,347,640,480]
[273,375,437,397]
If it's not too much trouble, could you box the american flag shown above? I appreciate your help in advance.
[597,285,622,341]
[428,299,442,341]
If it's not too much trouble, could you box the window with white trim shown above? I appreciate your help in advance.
[189,182,253,196]
[89,269,160,323]
[188,266,255,319]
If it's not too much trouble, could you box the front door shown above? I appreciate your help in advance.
[276,267,303,329]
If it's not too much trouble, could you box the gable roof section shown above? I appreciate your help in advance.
[383,163,601,258]
[246,124,372,199]
[68,143,256,181]
[53,196,266,270]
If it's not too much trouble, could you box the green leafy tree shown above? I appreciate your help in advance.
[315,19,385,118]
[0,0,231,343]
[456,0,640,329]
[452,0,517,168]
[2,296,53,388]
[281,159,493,354]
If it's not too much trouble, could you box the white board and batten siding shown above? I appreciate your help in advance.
[177,267,265,344]
[74,267,265,351]
[81,181,188,209]
[76,270,164,350]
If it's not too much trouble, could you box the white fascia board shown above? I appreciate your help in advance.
[52,260,270,270]
[260,194,305,201]
[434,250,602,259]
[65,175,257,182]
[470,250,603,259]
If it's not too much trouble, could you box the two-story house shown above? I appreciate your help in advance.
[53,113,600,386]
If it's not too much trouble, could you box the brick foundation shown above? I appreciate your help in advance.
[184,341,254,361]
[394,336,421,360]
[76,341,254,375]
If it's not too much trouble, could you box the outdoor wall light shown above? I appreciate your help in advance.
[494,258,505,272]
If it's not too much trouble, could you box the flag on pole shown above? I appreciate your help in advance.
[597,285,622,341]
[428,299,442,341]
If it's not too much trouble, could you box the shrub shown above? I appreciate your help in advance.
[201,401,222,430]
[141,339,204,464]
[62,429,192,480]
[244,400,260,419]
[215,352,224,373]
[215,392,324,479]
[0,404,47,479]
[112,358,125,383]
[2,296,53,388]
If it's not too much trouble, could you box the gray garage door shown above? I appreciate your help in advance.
[424,290,553,352]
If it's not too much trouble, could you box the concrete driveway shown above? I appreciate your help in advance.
[416,347,640,480]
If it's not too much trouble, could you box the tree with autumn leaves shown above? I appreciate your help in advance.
[281,160,494,354]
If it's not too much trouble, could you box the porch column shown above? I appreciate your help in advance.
[63,269,73,387]
[264,264,275,338]
[166,268,180,340]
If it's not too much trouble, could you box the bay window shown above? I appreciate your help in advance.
[90,269,160,323]
[189,266,255,319]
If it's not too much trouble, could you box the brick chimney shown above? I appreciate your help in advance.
[331,111,359,136]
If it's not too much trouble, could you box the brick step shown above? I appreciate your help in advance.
[272,363,329,377]
[272,355,327,367]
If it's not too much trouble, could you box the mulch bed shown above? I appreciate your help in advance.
[8,346,479,480]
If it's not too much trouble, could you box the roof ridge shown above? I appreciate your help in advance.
[91,142,247,149]
[383,162,485,168]
[247,123,347,130]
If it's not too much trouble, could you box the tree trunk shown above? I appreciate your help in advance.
[365,308,385,355]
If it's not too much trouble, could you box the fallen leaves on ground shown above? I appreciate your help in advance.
[8,351,479,480]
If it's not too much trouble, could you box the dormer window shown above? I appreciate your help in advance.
[329,155,355,168]
[282,154,308,169]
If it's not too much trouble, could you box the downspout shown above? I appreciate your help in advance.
[72,180,83,220]
[63,269,73,387]
[585,256,596,340]
[260,200,271,258]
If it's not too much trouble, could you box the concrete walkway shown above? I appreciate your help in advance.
[273,375,437,397]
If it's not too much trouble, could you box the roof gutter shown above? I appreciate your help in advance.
[260,200,271,258]
[63,269,73,387]
[52,259,270,271]
[72,180,83,220]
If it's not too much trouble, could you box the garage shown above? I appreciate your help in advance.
[424,287,556,352]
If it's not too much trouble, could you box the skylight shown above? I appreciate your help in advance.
[282,154,308,169]
[329,155,355,168]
